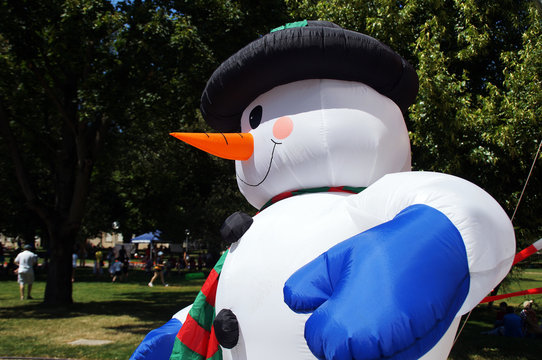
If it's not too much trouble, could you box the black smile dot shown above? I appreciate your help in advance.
[249,105,263,129]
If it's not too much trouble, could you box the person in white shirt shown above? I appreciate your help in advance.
[14,244,38,300]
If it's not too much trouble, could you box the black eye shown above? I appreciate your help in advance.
[249,105,263,129]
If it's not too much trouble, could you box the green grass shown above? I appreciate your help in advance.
[0,267,204,359]
[1,267,541,359]
[450,268,542,360]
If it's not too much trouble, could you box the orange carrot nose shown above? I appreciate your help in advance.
[169,132,254,161]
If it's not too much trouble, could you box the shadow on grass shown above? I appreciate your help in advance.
[0,289,198,322]
[516,277,539,283]
[104,323,156,336]
[0,268,203,324]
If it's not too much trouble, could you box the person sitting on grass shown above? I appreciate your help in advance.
[494,301,507,328]
[503,306,524,338]
[520,300,542,338]
[482,301,508,336]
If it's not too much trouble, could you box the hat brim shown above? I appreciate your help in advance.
[200,21,419,132]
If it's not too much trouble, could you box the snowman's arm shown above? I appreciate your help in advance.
[130,305,192,360]
[348,171,515,313]
[285,202,470,359]
[284,172,514,359]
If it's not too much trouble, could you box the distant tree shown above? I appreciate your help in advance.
[79,0,290,250]
[285,0,542,246]
[0,0,288,305]
[1,0,126,304]
[407,0,542,247]
[0,0,217,305]
[79,0,288,249]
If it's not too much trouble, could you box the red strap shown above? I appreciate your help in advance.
[513,245,538,265]
[481,287,542,303]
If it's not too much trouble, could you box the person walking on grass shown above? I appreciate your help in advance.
[148,251,168,287]
[14,244,38,300]
[94,247,104,276]
[110,258,123,282]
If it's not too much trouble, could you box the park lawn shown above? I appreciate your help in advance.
[0,267,204,359]
[449,267,542,360]
[0,267,541,359]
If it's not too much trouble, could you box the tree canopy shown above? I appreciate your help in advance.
[285,0,541,246]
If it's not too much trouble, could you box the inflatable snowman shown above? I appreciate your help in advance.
[132,20,515,360]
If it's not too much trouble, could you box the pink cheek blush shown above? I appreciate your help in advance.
[273,116,294,140]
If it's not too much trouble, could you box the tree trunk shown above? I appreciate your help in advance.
[43,229,75,306]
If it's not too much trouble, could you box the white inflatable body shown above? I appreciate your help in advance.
[156,79,515,360]
[217,173,513,360]
[213,79,515,359]
[131,21,516,360]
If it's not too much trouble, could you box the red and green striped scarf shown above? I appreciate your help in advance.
[260,186,366,211]
[170,250,228,360]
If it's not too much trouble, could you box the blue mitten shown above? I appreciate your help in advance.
[284,204,470,360]
[130,318,182,360]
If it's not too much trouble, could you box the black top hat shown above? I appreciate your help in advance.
[201,20,419,132]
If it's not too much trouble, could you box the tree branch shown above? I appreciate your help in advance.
[67,114,110,229]
[0,101,48,222]
[26,62,77,136]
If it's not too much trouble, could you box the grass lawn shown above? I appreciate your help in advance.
[1,265,541,359]
[0,266,204,359]
[449,267,542,360]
